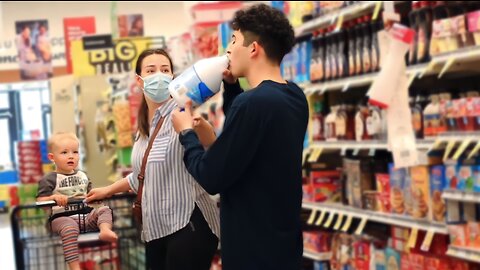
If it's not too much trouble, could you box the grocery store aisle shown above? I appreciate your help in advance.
[0,213,15,270]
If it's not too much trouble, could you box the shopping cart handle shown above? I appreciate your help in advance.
[35,198,88,207]
[35,200,57,206]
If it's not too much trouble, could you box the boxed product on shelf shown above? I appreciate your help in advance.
[409,253,425,270]
[376,173,391,213]
[431,165,447,222]
[374,248,387,270]
[401,253,411,270]
[309,170,342,203]
[424,257,451,270]
[389,164,412,216]
[448,223,468,247]
[385,248,401,269]
[466,221,480,248]
[303,231,331,254]
[343,158,373,209]
[410,165,432,220]
[446,161,460,191]
[313,261,330,270]
[468,10,480,46]
[352,240,370,270]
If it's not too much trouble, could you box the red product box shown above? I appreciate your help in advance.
[352,241,370,270]
[376,174,391,213]
[18,162,42,171]
[17,149,41,156]
[409,253,425,270]
[450,260,471,270]
[18,155,41,163]
[310,170,341,203]
[17,141,40,148]
[424,257,451,270]
[401,253,411,270]
[303,231,331,253]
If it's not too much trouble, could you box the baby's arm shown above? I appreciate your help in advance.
[37,194,68,207]
[37,173,68,207]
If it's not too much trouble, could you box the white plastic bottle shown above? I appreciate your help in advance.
[169,55,229,107]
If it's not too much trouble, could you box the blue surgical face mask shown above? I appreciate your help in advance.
[139,72,173,103]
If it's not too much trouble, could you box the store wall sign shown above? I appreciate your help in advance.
[82,35,113,50]
[72,36,165,77]
[0,37,66,69]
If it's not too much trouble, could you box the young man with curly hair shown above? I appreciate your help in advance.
[172,4,309,269]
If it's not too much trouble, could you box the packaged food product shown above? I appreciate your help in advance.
[385,248,401,270]
[430,165,446,222]
[448,223,468,247]
[410,166,431,220]
[389,164,408,215]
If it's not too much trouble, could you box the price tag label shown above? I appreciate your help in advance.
[335,14,344,31]
[438,57,456,78]
[308,147,323,163]
[315,211,327,226]
[421,230,435,251]
[355,217,368,235]
[372,1,383,21]
[334,213,345,230]
[467,141,480,160]
[323,212,336,228]
[453,139,472,160]
[307,209,318,225]
[407,228,419,249]
[443,139,457,161]
[342,215,353,232]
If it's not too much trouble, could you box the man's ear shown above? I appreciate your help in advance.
[251,41,259,57]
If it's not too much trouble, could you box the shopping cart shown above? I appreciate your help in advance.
[10,193,145,270]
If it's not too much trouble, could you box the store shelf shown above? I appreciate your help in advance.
[442,190,480,204]
[447,246,480,264]
[302,202,448,234]
[303,250,332,261]
[309,139,434,151]
[295,1,378,37]
[302,63,428,95]
[302,46,480,96]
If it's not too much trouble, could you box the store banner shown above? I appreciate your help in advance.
[118,14,144,38]
[63,16,96,74]
[71,36,165,77]
[15,20,53,80]
[82,35,113,50]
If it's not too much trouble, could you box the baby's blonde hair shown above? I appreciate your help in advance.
[48,132,79,152]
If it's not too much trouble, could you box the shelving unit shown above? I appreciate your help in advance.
[302,46,480,96]
[442,191,480,204]
[303,250,332,262]
[309,139,435,151]
[447,246,480,264]
[302,202,448,234]
[295,1,380,37]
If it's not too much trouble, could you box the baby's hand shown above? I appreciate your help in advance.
[53,194,68,207]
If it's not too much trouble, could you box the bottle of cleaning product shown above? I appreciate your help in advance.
[169,55,229,107]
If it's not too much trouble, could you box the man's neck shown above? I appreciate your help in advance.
[245,60,285,88]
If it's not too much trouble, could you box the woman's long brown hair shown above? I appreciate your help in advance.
[135,49,174,138]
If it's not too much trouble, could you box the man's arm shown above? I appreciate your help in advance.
[180,99,263,195]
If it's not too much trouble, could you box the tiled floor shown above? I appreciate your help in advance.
[0,213,16,270]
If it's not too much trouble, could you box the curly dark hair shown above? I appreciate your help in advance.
[230,3,295,64]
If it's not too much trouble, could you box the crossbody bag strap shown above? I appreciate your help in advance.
[135,116,165,205]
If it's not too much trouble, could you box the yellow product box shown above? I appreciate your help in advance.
[410,166,431,220]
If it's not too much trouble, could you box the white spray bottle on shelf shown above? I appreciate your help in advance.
[169,55,230,108]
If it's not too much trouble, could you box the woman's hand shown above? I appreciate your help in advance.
[85,187,111,203]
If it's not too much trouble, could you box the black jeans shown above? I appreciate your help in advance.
[146,205,218,270]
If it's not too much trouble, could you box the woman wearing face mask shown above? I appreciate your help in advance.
[85,49,220,270]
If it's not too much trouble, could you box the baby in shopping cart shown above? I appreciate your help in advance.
[36,132,117,270]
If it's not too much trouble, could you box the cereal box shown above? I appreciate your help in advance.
[430,166,446,222]
[410,166,431,220]
[389,164,409,215]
